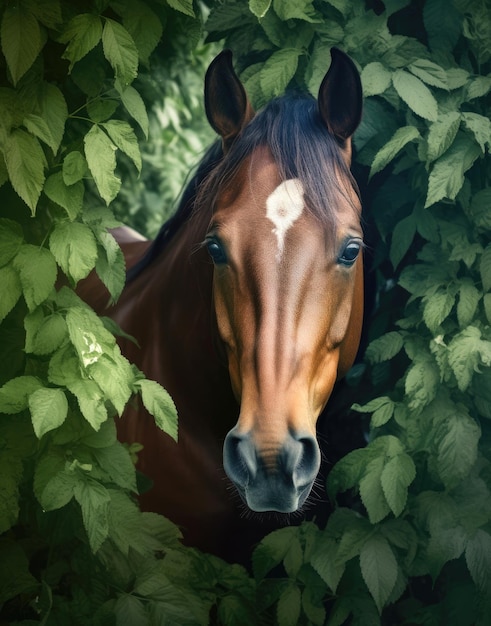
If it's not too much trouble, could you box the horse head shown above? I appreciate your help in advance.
[202,49,363,513]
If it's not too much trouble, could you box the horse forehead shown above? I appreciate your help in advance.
[265,179,305,259]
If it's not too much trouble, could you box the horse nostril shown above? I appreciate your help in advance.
[290,434,321,489]
[223,429,256,488]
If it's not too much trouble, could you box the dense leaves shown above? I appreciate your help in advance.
[0,0,490,624]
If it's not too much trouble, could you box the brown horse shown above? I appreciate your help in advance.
[78,48,363,562]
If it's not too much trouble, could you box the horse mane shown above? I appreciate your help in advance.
[126,141,223,281]
[127,92,360,281]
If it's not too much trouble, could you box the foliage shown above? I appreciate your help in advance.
[1,0,490,624]
[0,0,226,623]
[205,0,491,623]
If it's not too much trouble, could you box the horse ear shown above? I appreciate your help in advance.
[318,48,362,148]
[205,50,255,151]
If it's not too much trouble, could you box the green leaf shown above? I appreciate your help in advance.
[353,397,395,428]
[365,332,404,364]
[311,535,345,592]
[273,0,319,22]
[370,126,420,178]
[94,230,126,303]
[465,529,491,594]
[102,18,138,86]
[435,409,480,489]
[114,594,149,625]
[371,399,396,428]
[23,86,67,154]
[445,67,469,90]
[48,343,81,388]
[253,526,299,580]
[390,213,417,269]
[137,379,178,441]
[0,376,43,414]
[49,220,98,283]
[484,294,491,324]
[277,583,301,626]
[408,59,448,89]
[428,523,469,579]
[361,62,392,97]
[25,310,67,355]
[457,280,481,328]
[29,388,68,439]
[426,112,460,162]
[74,477,111,552]
[86,97,119,123]
[333,511,374,564]
[117,0,163,63]
[359,533,398,614]
[0,218,23,267]
[461,112,491,152]
[448,326,490,392]
[1,5,44,85]
[249,0,272,18]
[93,443,137,492]
[260,49,301,99]
[13,244,57,310]
[380,453,416,517]
[62,151,88,185]
[36,82,68,153]
[23,114,56,151]
[69,379,108,430]
[467,75,491,101]
[88,354,133,416]
[166,0,195,17]
[65,305,116,366]
[44,172,84,220]
[423,0,462,52]
[4,129,47,214]
[470,188,491,232]
[107,490,181,557]
[327,448,371,500]
[26,0,62,29]
[60,14,103,70]
[359,457,391,524]
[218,592,257,626]
[101,120,141,172]
[116,83,148,138]
[425,134,482,208]
[392,69,438,122]
[206,3,250,34]
[471,366,491,419]
[405,358,439,410]
[0,265,22,322]
[481,246,491,292]
[84,124,121,205]
[422,288,455,332]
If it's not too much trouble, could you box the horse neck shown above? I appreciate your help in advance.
[115,205,236,436]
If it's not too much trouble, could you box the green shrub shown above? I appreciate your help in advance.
[207,0,491,622]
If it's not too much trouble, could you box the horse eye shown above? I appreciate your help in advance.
[338,239,362,266]
[206,238,227,264]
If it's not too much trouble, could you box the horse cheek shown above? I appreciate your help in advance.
[337,261,364,379]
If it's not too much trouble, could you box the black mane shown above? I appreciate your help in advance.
[127,92,359,281]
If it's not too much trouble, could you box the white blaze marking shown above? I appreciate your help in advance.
[266,179,305,260]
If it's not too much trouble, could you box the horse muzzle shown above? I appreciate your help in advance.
[223,428,321,513]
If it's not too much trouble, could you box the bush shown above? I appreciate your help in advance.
[1,0,490,624]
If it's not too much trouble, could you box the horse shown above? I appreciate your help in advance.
[78,48,364,563]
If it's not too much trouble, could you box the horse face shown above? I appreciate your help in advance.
[205,149,363,512]
[204,48,363,513]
